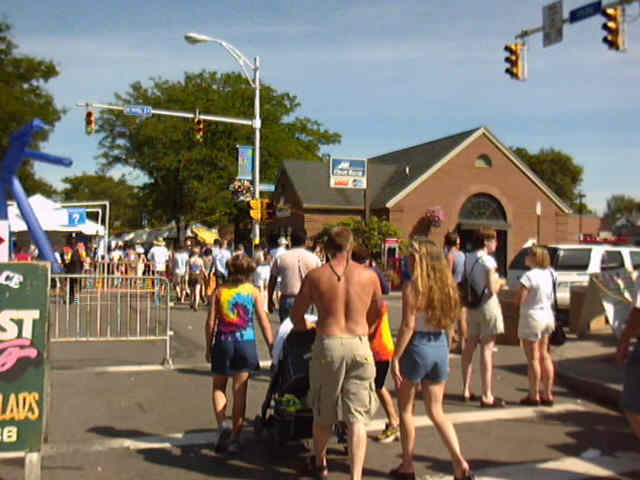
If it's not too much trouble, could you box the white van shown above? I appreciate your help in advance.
[507,244,640,310]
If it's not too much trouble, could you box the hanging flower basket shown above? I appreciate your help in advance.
[426,207,445,228]
[229,179,254,202]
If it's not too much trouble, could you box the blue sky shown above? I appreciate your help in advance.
[4,0,640,214]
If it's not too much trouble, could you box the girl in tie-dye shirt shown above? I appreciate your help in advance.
[206,253,274,454]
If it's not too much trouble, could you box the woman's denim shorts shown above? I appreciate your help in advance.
[400,331,449,384]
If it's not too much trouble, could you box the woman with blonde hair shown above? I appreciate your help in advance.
[517,246,556,406]
[390,237,473,480]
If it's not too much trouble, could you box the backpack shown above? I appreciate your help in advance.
[459,257,486,308]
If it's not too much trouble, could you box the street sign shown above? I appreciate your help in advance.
[543,1,564,47]
[0,262,49,454]
[67,208,87,226]
[329,157,367,189]
[259,183,275,192]
[569,1,602,23]
[124,105,152,118]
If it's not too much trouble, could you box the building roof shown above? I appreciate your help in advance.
[281,126,571,214]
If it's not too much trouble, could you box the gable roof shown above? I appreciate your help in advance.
[280,126,571,214]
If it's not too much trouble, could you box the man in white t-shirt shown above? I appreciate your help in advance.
[172,244,190,302]
[213,238,232,284]
[147,238,169,303]
[268,229,321,322]
[461,228,507,408]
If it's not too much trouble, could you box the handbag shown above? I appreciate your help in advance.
[549,270,566,346]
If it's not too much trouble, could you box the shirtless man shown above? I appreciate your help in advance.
[291,227,383,480]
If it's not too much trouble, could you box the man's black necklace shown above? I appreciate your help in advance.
[328,258,350,282]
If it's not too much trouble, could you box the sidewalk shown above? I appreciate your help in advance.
[553,328,623,410]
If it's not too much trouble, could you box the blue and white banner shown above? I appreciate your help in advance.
[237,145,254,180]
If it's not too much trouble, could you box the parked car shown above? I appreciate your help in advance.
[507,244,640,310]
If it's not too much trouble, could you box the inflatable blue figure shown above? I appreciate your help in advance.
[0,119,72,273]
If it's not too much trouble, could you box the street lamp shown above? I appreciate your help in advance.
[185,32,262,245]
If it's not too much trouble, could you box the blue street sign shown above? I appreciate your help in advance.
[259,183,276,192]
[68,208,87,226]
[124,105,153,117]
[569,1,602,24]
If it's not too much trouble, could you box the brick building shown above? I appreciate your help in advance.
[269,126,599,274]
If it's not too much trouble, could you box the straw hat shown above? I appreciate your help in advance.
[278,237,288,246]
[153,237,165,246]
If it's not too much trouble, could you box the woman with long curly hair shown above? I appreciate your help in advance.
[390,237,474,480]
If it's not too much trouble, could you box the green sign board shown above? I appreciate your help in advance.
[0,262,49,453]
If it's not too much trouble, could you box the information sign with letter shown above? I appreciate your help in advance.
[67,208,87,226]
[543,1,564,47]
[329,158,367,189]
[0,262,49,454]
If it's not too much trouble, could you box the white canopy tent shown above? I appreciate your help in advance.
[8,194,105,236]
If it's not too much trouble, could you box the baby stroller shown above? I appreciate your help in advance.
[254,327,348,450]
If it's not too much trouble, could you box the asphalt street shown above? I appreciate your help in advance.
[1,293,638,479]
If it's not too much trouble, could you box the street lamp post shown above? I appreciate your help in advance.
[185,33,261,245]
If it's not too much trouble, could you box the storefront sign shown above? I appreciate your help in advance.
[0,263,49,453]
[329,157,367,189]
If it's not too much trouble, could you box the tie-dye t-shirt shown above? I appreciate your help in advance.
[215,283,257,342]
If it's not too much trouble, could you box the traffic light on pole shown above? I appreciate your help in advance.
[261,199,274,221]
[249,199,261,220]
[85,110,96,135]
[194,118,204,143]
[602,7,624,51]
[504,43,523,80]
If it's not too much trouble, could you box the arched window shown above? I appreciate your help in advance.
[459,194,506,223]
[475,154,492,168]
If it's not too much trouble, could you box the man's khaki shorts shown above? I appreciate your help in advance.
[468,294,504,339]
[309,335,378,425]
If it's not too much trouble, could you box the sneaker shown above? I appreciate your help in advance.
[215,424,232,453]
[226,436,241,454]
[376,422,400,443]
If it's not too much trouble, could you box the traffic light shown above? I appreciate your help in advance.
[85,110,96,135]
[261,199,275,221]
[602,7,624,51]
[504,43,524,80]
[249,199,261,220]
[194,118,204,143]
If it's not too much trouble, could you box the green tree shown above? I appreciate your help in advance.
[60,173,143,233]
[511,147,591,212]
[315,217,403,261]
[603,194,637,225]
[96,71,341,240]
[0,20,63,196]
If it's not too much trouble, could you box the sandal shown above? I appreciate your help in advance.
[540,397,555,407]
[462,393,479,402]
[519,396,540,406]
[307,456,328,479]
[389,466,416,480]
[480,397,507,408]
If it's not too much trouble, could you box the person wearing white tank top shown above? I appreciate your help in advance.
[390,238,474,480]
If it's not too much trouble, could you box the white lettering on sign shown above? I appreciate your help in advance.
[0,271,24,289]
[0,310,40,341]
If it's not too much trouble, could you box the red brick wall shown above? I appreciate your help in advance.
[388,134,568,263]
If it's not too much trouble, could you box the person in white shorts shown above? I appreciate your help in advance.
[461,228,507,408]
[517,246,556,407]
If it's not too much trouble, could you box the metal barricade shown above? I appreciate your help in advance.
[50,274,173,367]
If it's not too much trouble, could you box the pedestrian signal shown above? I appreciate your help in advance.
[249,199,261,220]
[504,43,524,80]
[85,111,96,135]
[602,7,624,51]
[194,118,204,143]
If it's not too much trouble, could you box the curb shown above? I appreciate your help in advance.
[555,368,621,411]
